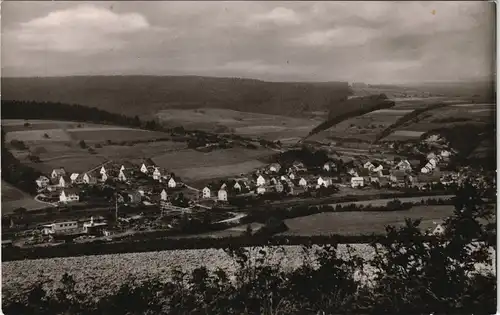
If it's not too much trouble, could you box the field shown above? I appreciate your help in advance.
[157,108,321,140]
[2,243,494,301]
[152,148,275,180]
[2,180,46,213]
[282,205,455,236]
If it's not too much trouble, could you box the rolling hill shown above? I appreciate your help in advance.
[1,76,352,118]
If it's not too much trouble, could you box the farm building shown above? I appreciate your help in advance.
[160,189,168,201]
[351,177,364,188]
[289,173,296,180]
[317,177,327,187]
[257,186,266,195]
[280,175,289,181]
[140,164,149,174]
[42,221,79,235]
[432,224,445,235]
[256,175,266,187]
[59,189,80,203]
[298,178,308,187]
[373,164,383,173]
[51,168,66,179]
[202,187,211,198]
[168,178,177,188]
[269,163,282,173]
[36,176,50,188]
[220,183,227,190]
[218,189,228,201]
[270,177,278,185]
[120,165,126,172]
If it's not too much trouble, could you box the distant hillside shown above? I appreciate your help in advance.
[1,76,352,118]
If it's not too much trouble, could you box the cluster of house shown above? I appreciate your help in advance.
[202,161,340,202]
[421,150,452,174]
[35,159,180,205]
[41,216,110,237]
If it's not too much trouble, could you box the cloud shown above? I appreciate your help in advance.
[248,7,302,27]
[290,27,380,47]
[6,4,150,54]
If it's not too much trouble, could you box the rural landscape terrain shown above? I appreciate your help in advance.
[1,1,496,314]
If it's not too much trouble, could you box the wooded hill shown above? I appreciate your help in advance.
[1,76,352,118]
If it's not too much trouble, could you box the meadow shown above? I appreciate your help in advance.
[282,205,456,236]
[152,148,275,179]
[157,108,320,140]
[2,180,46,213]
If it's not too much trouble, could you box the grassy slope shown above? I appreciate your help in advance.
[1,76,352,118]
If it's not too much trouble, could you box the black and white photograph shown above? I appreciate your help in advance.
[1,1,497,314]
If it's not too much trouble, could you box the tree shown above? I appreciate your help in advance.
[79,140,87,149]
[24,122,31,127]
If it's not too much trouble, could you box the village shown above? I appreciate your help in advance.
[3,132,493,250]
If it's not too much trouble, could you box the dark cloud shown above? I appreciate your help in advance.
[2,1,494,83]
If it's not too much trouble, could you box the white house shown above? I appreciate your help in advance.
[101,172,108,182]
[396,160,412,172]
[233,182,241,191]
[275,181,284,193]
[348,169,359,177]
[218,189,228,201]
[140,163,148,174]
[432,224,445,235]
[257,186,266,195]
[440,150,451,158]
[42,221,78,235]
[317,176,326,187]
[429,158,437,168]
[351,177,364,188]
[82,173,93,184]
[256,175,266,187]
[421,166,431,174]
[323,162,336,172]
[153,168,162,181]
[373,165,383,173]
[120,165,125,172]
[168,177,177,188]
[160,189,168,201]
[70,173,80,183]
[36,176,50,188]
[51,168,66,179]
[100,166,107,175]
[58,176,68,188]
[269,163,281,173]
[118,170,127,182]
[289,173,296,180]
[427,152,437,160]
[202,187,211,198]
[280,175,289,181]
[59,189,80,203]
[298,178,308,187]
[363,161,375,171]
[220,183,227,190]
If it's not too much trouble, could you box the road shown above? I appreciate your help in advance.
[216,212,248,224]
[34,194,58,207]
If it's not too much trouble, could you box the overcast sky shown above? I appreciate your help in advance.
[2,1,495,83]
